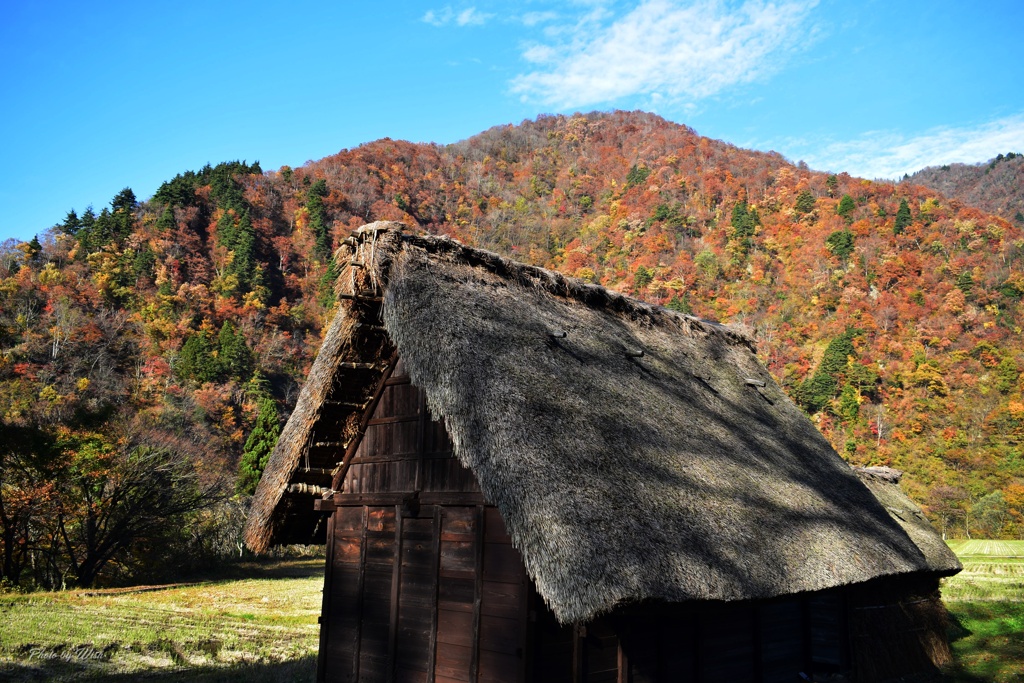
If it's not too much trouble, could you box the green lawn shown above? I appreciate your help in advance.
[0,558,322,682]
[942,540,1024,683]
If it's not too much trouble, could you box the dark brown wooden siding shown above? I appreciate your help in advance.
[532,593,851,683]
[339,359,480,498]
[319,360,527,683]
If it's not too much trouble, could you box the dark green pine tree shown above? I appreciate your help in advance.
[318,258,339,308]
[27,236,42,262]
[110,188,137,242]
[826,229,855,259]
[60,209,80,236]
[237,396,281,495]
[76,207,97,256]
[894,198,912,235]
[155,206,176,233]
[218,320,254,380]
[176,333,219,384]
[799,329,857,414]
[794,190,816,215]
[306,179,331,259]
[228,214,258,292]
[837,194,856,223]
[730,199,759,253]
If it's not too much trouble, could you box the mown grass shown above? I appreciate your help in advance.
[942,540,1024,683]
[2,544,1022,681]
[0,558,323,682]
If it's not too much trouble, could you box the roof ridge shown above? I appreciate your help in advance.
[337,221,755,350]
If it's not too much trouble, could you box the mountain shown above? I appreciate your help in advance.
[906,153,1024,224]
[1,111,1022,588]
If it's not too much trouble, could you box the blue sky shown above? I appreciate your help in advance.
[2,0,1023,243]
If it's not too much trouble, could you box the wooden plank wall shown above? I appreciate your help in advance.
[319,360,528,683]
[322,503,527,683]
[340,360,480,498]
[533,592,850,683]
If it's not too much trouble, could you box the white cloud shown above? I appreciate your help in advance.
[422,8,449,26]
[422,5,493,27]
[458,7,492,25]
[794,115,1024,178]
[521,11,560,27]
[509,0,819,109]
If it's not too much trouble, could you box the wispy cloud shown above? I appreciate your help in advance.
[423,6,493,27]
[521,11,560,27]
[793,115,1024,178]
[509,0,819,109]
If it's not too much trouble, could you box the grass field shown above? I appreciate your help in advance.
[0,558,322,682]
[2,544,1022,681]
[941,539,1024,683]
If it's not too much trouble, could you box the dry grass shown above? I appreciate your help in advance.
[0,558,322,682]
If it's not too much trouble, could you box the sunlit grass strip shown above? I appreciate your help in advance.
[0,559,322,681]
[941,539,1024,683]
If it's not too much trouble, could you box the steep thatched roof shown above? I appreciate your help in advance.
[854,466,962,575]
[245,221,958,624]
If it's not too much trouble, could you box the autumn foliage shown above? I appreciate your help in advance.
[3,112,1023,587]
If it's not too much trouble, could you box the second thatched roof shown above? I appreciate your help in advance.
[246,222,958,624]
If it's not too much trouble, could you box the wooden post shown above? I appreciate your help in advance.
[470,504,485,682]
[352,506,369,680]
[572,624,585,683]
[316,507,336,683]
[427,506,442,683]
[387,505,405,683]
[617,624,630,683]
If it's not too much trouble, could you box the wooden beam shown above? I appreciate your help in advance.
[332,352,399,492]
[324,400,370,409]
[352,506,369,680]
[617,627,629,683]
[414,385,427,493]
[292,467,334,476]
[427,506,442,683]
[338,362,378,370]
[387,505,405,683]
[315,491,487,511]
[316,503,337,683]
[470,504,485,683]
[311,441,347,449]
[339,293,383,303]
[572,625,584,683]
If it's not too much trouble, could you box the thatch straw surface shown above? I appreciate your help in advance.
[246,222,954,624]
[243,308,359,553]
[854,467,962,576]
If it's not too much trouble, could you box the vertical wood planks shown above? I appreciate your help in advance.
[321,363,527,683]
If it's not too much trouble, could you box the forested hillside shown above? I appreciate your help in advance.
[907,152,1024,224]
[2,111,1022,589]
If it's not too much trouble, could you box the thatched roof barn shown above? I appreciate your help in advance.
[244,222,960,683]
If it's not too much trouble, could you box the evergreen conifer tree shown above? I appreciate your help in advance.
[837,194,856,223]
[894,198,912,235]
[237,396,280,494]
[176,333,218,384]
[307,179,331,259]
[218,321,253,380]
[794,190,816,214]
